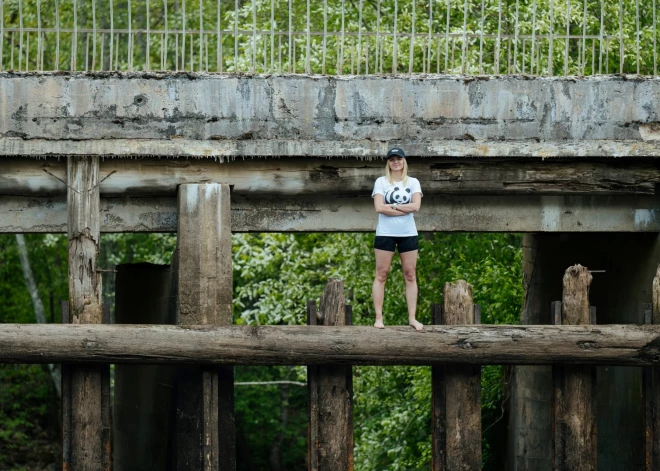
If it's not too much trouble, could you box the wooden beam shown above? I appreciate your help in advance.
[64,157,110,471]
[3,323,660,366]
[172,183,235,471]
[309,280,354,471]
[1,157,659,197]
[3,193,660,233]
[553,265,597,471]
[433,282,481,471]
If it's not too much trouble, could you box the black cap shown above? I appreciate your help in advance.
[386,147,406,159]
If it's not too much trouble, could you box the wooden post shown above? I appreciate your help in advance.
[431,303,446,471]
[308,300,320,471]
[63,157,110,471]
[552,265,596,471]
[432,281,482,471]
[172,183,235,470]
[309,279,353,471]
[645,265,660,470]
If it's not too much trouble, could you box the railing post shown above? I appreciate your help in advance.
[63,157,111,471]
[552,265,597,471]
[308,279,353,471]
[172,183,235,470]
[432,281,482,471]
[644,265,660,470]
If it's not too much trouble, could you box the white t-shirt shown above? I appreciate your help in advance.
[371,176,423,237]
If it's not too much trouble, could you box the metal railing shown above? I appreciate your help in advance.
[0,0,657,75]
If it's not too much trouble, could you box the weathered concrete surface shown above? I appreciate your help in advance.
[1,73,660,157]
[2,194,659,233]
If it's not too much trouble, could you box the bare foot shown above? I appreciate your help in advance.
[374,318,385,329]
[409,319,424,332]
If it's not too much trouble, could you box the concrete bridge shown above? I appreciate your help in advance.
[3,72,660,470]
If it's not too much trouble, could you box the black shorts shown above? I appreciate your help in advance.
[374,236,419,253]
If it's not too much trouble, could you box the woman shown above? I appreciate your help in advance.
[371,147,423,331]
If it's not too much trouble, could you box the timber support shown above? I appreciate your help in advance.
[308,280,354,471]
[171,183,235,470]
[552,265,597,471]
[644,266,660,470]
[432,282,482,471]
[63,157,111,471]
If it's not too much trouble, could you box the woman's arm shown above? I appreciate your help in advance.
[395,192,422,213]
[373,194,406,216]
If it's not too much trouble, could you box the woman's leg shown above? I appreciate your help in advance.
[372,248,395,328]
[400,249,423,331]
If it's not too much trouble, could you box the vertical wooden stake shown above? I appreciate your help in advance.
[552,264,596,471]
[63,157,110,471]
[644,265,660,471]
[432,281,481,471]
[431,303,446,471]
[173,183,235,471]
[307,300,320,471]
[310,279,353,471]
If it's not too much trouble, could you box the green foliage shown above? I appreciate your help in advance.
[234,366,308,471]
[0,364,60,470]
[1,0,657,74]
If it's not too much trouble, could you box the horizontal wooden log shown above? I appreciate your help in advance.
[2,324,660,366]
[1,157,659,197]
[2,193,660,233]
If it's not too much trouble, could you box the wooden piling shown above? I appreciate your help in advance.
[644,265,660,470]
[308,280,354,471]
[308,300,320,471]
[552,265,597,471]
[172,183,235,471]
[63,157,110,471]
[432,281,482,471]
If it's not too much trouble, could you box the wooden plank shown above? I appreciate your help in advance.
[3,193,660,233]
[64,157,109,471]
[431,304,446,471]
[315,280,353,471]
[307,300,319,471]
[441,281,481,470]
[553,265,597,471]
[4,323,660,366]
[1,157,659,197]
[172,183,235,471]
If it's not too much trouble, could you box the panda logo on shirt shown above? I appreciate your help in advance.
[385,186,411,204]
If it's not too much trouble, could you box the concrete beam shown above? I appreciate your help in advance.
[2,73,660,157]
[2,194,659,233]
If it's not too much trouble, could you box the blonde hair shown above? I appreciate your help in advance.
[385,158,409,185]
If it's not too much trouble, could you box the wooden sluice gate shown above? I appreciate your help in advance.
[4,262,660,470]
[0,156,659,470]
